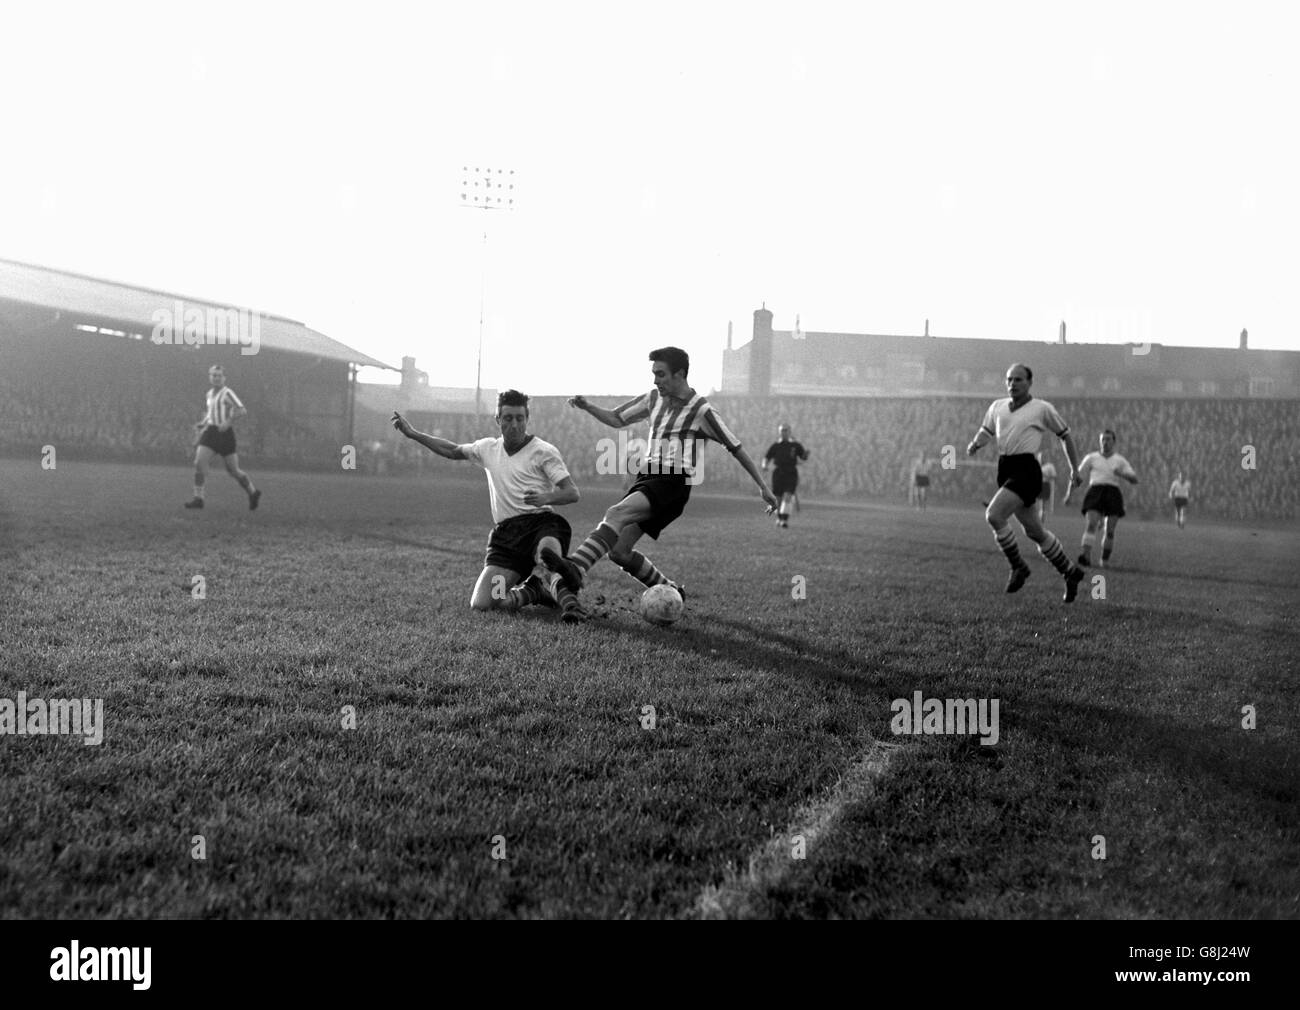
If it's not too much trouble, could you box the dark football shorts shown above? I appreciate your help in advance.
[198,425,237,457]
[485,511,572,578]
[914,474,930,488]
[996,453,1042,508]
[1082,485,1126,518]
[1173,496,1189,509]
[771,468,799,497]
[626,471,692,540]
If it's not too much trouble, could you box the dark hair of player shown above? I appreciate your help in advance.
[649,346,690,378]
[1008,362,1033,383]
[497,389,529,414]
[1103,428,1117,440]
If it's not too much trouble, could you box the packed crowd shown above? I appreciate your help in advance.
[381,394,1298,522]
[3,347,1294,520]
[0,336,337,466]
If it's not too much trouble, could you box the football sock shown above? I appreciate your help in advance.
[193,485,205,499]
[571,523,619,573]
[1079,530,1097,557]
[993,526,1025,569]
[504,577,545,611]
[541,570,563,600]
[618,550,671,588]
[1037,532,1076,576]
[1102,535,1114,561]
[237,475,255,493]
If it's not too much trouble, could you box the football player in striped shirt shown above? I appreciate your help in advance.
[543,346,778,599]
[184,364,261,510]
[391,391,586,622]
[967,363,1086,602]
[1068,429,1139,567]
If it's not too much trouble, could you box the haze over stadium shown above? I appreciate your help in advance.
[1,0,1297,399]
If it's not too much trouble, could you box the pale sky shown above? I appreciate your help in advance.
[2,0,1296,395]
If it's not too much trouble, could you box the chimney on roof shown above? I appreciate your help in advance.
[1240,328,1248,350]
[1059,320,1067,344]
[726,320,733,350]
[401,356,427,390]
[750,305,774,397]
[924,318,930,337]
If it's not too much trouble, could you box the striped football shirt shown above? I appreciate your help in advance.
[204,386,245,428]
[613,389,741,476]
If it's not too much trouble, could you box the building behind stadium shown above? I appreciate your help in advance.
[722,306,1300,400]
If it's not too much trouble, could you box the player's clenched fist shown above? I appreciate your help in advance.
[567,395,589,410]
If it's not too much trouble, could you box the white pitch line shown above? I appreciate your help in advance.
[694,739,903,919]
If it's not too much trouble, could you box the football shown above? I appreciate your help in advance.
[640,584,684,626]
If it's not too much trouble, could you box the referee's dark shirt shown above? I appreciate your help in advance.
[765,441,808,470]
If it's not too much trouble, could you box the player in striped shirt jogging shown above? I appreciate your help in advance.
[184,364,261,510]
[543,346,778,600]
[967,363,1086,602]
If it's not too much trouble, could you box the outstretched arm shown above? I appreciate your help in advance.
[569,394,630,430]
[1061,433,1083,482]
[1062,438,1086,503]
[732,447,779,511]
[391,411,466,460]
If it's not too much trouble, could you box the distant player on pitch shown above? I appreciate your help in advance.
[543,346,778,600]
[184,364,261,510]
[910,452,934,511]
[1169,471,1191,529]
[763,424,809,528]
[1069,429,1139,568]
[967,363,1086,602]
[391,390,585,622]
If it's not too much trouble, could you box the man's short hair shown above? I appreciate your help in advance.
[497,389,529,414]
[1103,428,1117,440]
[1008,362,1033,383]
[209,364,224,373]
[649,346,690,378]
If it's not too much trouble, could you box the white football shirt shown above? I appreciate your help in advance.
[457,435,571,524]
[1081,451,1136,488]
[1170,478,1191,498]
[977,398,1069,457]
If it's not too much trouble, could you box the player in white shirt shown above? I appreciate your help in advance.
[1037,452,1057,520]
[184,364,261,510]
[391,390,586,622]
[1169,471,1191,529]
[966,363,1086,602]
[1067,430,1139,567]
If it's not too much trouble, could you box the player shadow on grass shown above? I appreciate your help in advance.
[1006,693,1298,815]
[582,605,928,704]
[346,528,481,562]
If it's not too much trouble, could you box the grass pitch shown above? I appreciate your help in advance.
[1,459,1296,918]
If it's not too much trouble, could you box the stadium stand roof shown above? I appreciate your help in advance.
[0,257,396,370]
